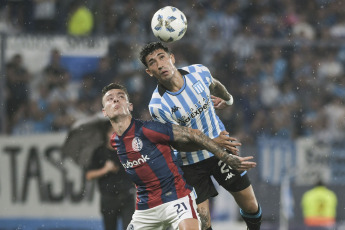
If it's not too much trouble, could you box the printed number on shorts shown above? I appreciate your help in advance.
[218,160,235,181]
[174,202,188,214]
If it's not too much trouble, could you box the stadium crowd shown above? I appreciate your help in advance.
[1,0,345,145]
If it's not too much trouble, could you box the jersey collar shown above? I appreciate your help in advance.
[157,69,189,96]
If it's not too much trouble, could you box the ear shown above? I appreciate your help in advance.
[145,68,153,77]
[170,53,176,65]
[102,108,108,117]
[128,103,133,112]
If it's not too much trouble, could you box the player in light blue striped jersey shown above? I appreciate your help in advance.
[140,42,262,230]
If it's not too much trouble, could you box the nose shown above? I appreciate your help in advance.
[157,60,163,70]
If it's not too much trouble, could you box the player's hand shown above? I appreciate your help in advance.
[236,156,257,171]
[104,160,119,173]
[226,156,256,171]
[213,131,241,155]
[211,95,230,110]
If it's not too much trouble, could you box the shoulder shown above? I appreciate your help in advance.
[149,88,163,104]
[180,64,210,74]
[142,119,168,129]
[149,89,171,113]
[149,85,169,101]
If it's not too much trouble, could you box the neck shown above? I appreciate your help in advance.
[162,68,184,92]
[110,115,132,136]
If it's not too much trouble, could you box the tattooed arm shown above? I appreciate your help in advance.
[209,77,233,109]
[172,130,240,154]
[170,124,256,171]
[209,77,233,101]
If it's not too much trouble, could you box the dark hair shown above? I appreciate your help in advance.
[102,83,130,101]
[139,41,171,67]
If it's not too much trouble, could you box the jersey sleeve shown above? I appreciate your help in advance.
[197,64,213,88]
[143,120,175,143]
[183,64,213,88]
[149,104,179,125]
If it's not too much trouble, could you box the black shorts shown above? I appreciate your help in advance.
[180,156,251,204]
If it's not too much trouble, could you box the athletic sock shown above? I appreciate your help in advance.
[240,204,262,230]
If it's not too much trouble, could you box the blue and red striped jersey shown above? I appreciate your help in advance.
[110,118,193,210]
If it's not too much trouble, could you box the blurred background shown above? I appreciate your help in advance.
[0,0,344,229]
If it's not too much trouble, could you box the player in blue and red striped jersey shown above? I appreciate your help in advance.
[140,41,262,230]
[101,83,256,230]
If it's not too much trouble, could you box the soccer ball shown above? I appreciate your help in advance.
[151,6,187,43]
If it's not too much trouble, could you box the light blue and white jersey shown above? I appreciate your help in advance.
[149,64,226,166]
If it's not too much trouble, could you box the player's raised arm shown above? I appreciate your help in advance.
[209,77,234,109]
[170,124,256,171]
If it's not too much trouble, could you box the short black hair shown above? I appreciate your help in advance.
[102,83,130,101]
[139,41,171,67]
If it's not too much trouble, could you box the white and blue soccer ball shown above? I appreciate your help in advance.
[151,6,187,43]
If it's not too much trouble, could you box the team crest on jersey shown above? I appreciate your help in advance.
[132,137,143,151]
[193,80,205,94]
[126,224,134,230]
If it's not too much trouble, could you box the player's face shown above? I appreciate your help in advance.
[145,49,177,82]
[102,89,133,120]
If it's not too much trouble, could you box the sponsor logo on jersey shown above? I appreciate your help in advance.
[122,155,150,169]
[132,137,143,151]
[192,80,205,94]
[171,105,180,113]
[177,96,211,125]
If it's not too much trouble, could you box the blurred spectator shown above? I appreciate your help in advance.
[31,0,57,33]
[11,100,52,135]
[5,54,31,132]
[30,48,67,98]
[271,47,288,84]
[47,70,77,104]
[318,96,345,144]
[86,123,135,230]
[317,49,344,80]
[67,0,94,36]
[219,1,241,40]
[46,70,79,131]
[44,48,66,74]
[231,26,256,60]
[49,100,76,132]
[301,99,326,137]
[89,55,114,92]
[1,0,31,33]
[329,14,345,39]
[97,0,120,35]
[301,179,337,230]
[78,73,99,102]
[292,14,316,40]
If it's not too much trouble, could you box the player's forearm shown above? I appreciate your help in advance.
[210,78,232,101]
[172,125,242,169]
[86,168,107,180]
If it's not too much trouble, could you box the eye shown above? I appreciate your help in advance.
[148,60,155,66]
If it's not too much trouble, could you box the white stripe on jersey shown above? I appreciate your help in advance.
[149,64,226,165]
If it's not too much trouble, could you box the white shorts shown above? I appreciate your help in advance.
[126,190,200,230]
